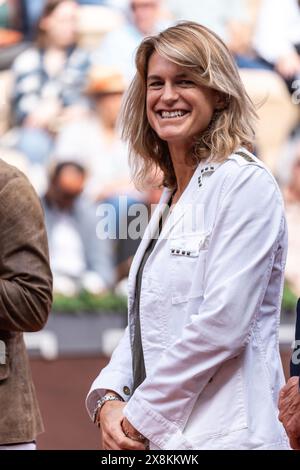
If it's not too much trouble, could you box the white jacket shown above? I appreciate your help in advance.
[87,150,289,450]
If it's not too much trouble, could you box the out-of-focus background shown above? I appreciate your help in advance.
[1,0,300,449]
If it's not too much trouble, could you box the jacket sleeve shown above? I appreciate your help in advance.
[86,326,133,419]
[0,174,52,332]
[123,165,286,449]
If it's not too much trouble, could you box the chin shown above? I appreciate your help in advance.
[156,131,187,144]
[152,121,190,141]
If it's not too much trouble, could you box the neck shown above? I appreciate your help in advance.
[168,142,195,194]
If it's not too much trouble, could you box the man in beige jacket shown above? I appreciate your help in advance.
[0,159,52,449]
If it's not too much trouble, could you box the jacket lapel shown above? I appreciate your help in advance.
[156,164,202,243]
[127,187,173,290]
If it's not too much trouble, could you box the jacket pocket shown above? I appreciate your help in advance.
[183,356,248,448]
[170,231,209,304]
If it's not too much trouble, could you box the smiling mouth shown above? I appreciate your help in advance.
[157,110,190,119]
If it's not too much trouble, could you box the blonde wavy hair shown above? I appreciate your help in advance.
[121,21,257,189]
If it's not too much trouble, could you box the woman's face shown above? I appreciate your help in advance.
[146,52,218,147]
[41,1,78,48]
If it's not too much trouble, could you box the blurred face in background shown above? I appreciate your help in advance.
[40,0,78,48]
[129,0,160,35]
[94,92,123,129]
[49,165,85,210]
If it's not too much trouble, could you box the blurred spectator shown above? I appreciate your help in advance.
[166,0,268,70]
[22,0,46,39]
[11,0,90,165]
[54,65,135,201]
[106,0,128,11]
[42,161,115,295]
[0,0,29,69]
[75,2,124,50]
[253,0,300,92]
[166,0,248,46]
[77,0,107,4]
[278,136,300,296]
[54,66,147,279]
[91,0,170,82]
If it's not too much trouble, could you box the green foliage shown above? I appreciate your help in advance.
[282,284,298,313]
[52,284,298,315]
[52,290,127,314]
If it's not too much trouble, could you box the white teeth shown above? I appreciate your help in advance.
[160,110,187,119]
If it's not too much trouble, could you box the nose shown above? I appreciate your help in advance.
[161,82,179,104]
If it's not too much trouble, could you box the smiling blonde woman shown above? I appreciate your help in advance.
[122,20,257,189]
[87,22,290,450]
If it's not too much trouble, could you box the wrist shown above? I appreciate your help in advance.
[104,390,123,400]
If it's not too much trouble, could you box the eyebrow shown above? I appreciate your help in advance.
[147,73,190,82]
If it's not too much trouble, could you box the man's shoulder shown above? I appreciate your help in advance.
[0,159,32,194]
[0,161,42,223]
[0,158,27,178]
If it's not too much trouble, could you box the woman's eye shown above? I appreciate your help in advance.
[148,82,163,88]
[179,80,194,86]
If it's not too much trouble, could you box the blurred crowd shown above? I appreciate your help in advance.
[0,0,299,299]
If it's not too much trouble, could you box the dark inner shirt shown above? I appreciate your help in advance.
[131,194,173,393]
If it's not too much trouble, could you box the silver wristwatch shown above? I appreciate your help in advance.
[93,394,124,425]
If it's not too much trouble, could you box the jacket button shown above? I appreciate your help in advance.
[123,386,131,396]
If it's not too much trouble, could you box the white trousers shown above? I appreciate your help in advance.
[0,442,36,450]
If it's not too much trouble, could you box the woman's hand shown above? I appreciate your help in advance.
[99,401,146,450]
[121,417,147,445]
